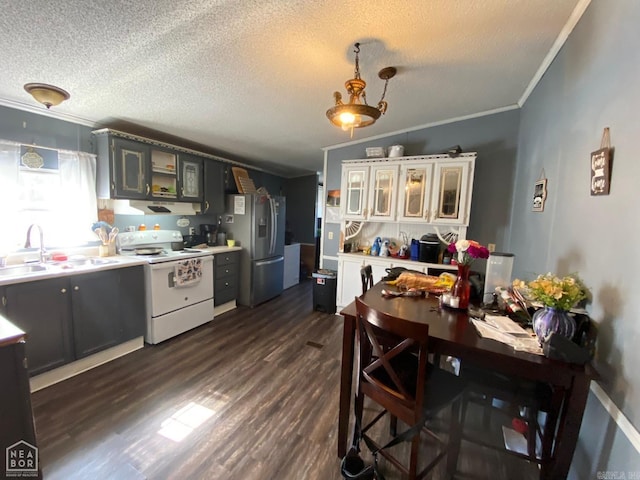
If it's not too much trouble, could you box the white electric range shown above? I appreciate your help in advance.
[117,230,214,344]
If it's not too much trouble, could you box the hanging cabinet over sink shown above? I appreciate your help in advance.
[339,153,476,226]
[94,129,204,202]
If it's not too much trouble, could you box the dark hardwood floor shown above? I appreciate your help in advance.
[31,280,541,479]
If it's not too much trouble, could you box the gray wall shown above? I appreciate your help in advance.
[509,0,640,475]
[282,174,318,244]
[0,105,93,152]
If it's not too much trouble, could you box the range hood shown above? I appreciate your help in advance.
[112,199,201,215]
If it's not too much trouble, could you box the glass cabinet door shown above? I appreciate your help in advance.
[397,164,433,222]
[112,138,150,199]
[368,165,398,221]
[430,160,471,225]
[178,154,203,201]
[342,166,369,219]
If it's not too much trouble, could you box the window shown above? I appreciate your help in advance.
[0,140,98,253]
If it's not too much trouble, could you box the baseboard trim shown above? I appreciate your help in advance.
[30,337,144,392]
[591,381,640,454]
[214,300,237,316]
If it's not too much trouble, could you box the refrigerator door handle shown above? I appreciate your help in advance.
[269,197,277,255]
[255,256,283,267]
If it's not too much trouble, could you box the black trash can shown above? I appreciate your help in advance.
[313,269,337,314]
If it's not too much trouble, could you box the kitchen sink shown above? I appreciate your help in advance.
[58,257,119,267]
[0,264,48,277]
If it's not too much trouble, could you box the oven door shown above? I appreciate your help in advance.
[147,256,214,317]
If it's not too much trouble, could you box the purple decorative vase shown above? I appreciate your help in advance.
[532,307,576,345]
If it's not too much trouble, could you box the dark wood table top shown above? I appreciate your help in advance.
[340,282,595,387]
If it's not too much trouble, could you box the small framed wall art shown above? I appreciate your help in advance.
[532,176,547,212]
[590,127,613,196]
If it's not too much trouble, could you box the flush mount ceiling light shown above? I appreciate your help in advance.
[326,42,396,136]
[23,83,70,109]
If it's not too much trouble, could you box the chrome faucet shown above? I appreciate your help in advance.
[24,224,47,263]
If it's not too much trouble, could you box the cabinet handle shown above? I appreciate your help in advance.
[203,201,210,213]
[2,296,6,306]
[74,286,79,291]
[61,288,67,293]
[181,188,185,197]
[111,182,115,192]
[146,184,150,195]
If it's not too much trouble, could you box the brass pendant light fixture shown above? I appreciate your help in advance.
[24,83,70,109]
[326,43,396,136]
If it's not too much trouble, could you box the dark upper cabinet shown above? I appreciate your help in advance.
[94,129,210,204]
[111,138,151,199]
[95,133,151,199]
[178,153,204,202]
[4,277,74,376]
[202,160,225,215]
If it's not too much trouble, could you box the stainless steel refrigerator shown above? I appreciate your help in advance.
[224,194,286,307]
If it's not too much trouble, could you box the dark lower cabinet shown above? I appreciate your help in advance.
[5,277,73,376]
[71,270,122,359]
[215,251,239,306]
[0,334,40,479]
[2,266,145,376]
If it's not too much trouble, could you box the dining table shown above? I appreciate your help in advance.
[337,282,596,480]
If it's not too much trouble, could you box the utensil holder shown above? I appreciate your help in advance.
[99,244,115,257]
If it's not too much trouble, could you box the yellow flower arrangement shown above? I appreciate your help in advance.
[513,273,588,311]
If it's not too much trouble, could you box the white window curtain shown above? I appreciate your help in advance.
[0,139,98,253]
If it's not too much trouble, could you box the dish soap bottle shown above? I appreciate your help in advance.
[371,237,382,256]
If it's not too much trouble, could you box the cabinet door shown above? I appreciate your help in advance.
[150,148,178,200]
[119,266,146,341]
[336,257,365,308]
[430,160,471,225]
[341,165,369,220]
[5,278,73,376]
[367,164,398,221]
[112,138,150,199]
[397,164,434,222]
[71,271,121,359]
[202,160,225,214]
[178,154,203,201]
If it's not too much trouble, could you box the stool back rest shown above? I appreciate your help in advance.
[360,265,374,294]
[355,297,429,411]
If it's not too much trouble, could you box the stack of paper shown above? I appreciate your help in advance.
[471,315,542,354]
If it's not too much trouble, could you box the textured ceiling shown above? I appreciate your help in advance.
[0,0,583,177]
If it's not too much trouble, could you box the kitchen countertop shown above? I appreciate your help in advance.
[0,246,243,287]
[338,251,458,271]
[0,255,148,287]
[190,246,243,254]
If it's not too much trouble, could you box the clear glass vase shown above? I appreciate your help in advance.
[532,306,576,345]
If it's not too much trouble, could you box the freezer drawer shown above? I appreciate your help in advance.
[251,256,284,306]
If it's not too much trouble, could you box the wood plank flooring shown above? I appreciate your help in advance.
[31,280,541,479]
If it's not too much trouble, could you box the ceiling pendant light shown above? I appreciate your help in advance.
[326,43,396,137]
[24,83,70,109]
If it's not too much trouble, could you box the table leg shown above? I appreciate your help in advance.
[542,374,592,479]
[337,315,356,458]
